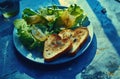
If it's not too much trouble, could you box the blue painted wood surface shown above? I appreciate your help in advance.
[0,0,120,79]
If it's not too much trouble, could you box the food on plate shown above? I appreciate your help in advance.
[59,27,89,56]
[43,34,72,62]
[44,27,89,62]
[14,4,90,62]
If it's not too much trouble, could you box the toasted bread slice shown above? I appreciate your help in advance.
[43,34,72,62]
[59,27,89,55]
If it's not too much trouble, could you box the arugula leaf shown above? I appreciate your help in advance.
[67,4,90,28]
[82,16,90,26]
[24,15,48,25]
[75,14,84,25]
[34,24,48,33]
[30,41,44,52]
[22,8,37,16]
[22,8,48,25]
[68,4,83,16]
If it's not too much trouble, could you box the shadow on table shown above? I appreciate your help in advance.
[87,0,120,55]
[14,34,97,79]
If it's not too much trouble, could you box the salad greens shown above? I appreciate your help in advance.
[14,4,90,51]
[14,19,44,51]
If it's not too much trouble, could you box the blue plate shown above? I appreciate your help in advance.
[13,6,94,65]
[13,25,93,65]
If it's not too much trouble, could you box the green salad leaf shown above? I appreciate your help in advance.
[14,19,34,49]
[68,4,83,16]
[14,19,45,50]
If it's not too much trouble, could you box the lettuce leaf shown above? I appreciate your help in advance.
[14,19,44,50]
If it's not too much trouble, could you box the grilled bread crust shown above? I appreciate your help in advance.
[59,27,89,56]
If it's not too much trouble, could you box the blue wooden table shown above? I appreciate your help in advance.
[0,0,120,79]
